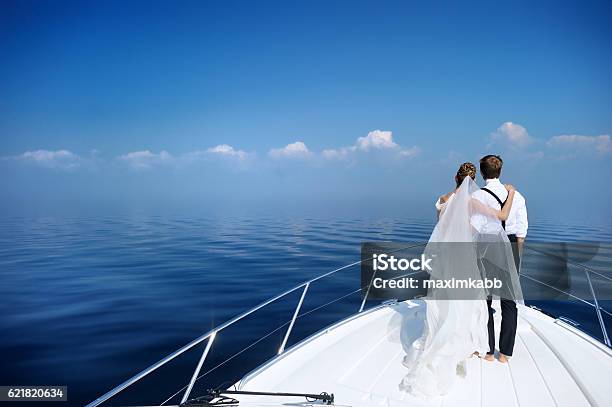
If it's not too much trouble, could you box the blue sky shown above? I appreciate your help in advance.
[1,0,611,224]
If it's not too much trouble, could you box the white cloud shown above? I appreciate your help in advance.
[205,144,248,160]
[398,146,421,158]
[5,132,423,172]
[118,150,172,169]
[269,141,312,159]
[489,122,532,148]
[323,130,419,160]
[16,149,81,170]
[321,146,356,160]
[175,145,253,166]
[356,130,398,151]
[547,134,611,155]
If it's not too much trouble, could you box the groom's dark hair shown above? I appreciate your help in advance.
[479,154,503,179]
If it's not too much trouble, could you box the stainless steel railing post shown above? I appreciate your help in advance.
[359,243,427,313]
[359,265,377,313]
[278,283,309,354]
[85,329,216,407]
[584,270,611,347]
[181,331,217,404]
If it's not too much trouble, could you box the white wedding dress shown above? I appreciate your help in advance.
[400,177,521,398]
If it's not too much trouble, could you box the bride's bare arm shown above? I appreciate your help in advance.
[437,190,456,219]
[470,185,516,220]
[496,185,516,221]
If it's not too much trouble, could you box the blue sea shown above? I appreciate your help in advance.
[1,217,611,406]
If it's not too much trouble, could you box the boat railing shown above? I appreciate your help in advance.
[86,242,427,407]
[521,244,611,347]
[86,242,611,407]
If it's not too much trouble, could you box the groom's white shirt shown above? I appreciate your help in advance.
[472,178,528,238]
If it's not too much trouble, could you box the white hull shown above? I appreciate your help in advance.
[235,301,612,407]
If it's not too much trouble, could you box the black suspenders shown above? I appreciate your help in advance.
[481,187,508,230]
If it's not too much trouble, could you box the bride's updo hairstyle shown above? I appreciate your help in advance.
[455,162,477,187]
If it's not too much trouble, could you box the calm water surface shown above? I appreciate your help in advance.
[1,217,611,406]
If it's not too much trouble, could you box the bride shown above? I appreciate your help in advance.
[400,162,521,398]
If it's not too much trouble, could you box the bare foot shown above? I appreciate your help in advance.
[498,353,509,363]
[484,353,495,362]
[471,351,480,358]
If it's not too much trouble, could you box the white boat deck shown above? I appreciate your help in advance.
[235,301,612,407]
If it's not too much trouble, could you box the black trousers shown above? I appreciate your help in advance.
[487,234,520,356]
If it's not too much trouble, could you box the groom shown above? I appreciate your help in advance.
[474,154,528,363]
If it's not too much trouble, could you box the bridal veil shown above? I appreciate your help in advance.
[400,177,523,397]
